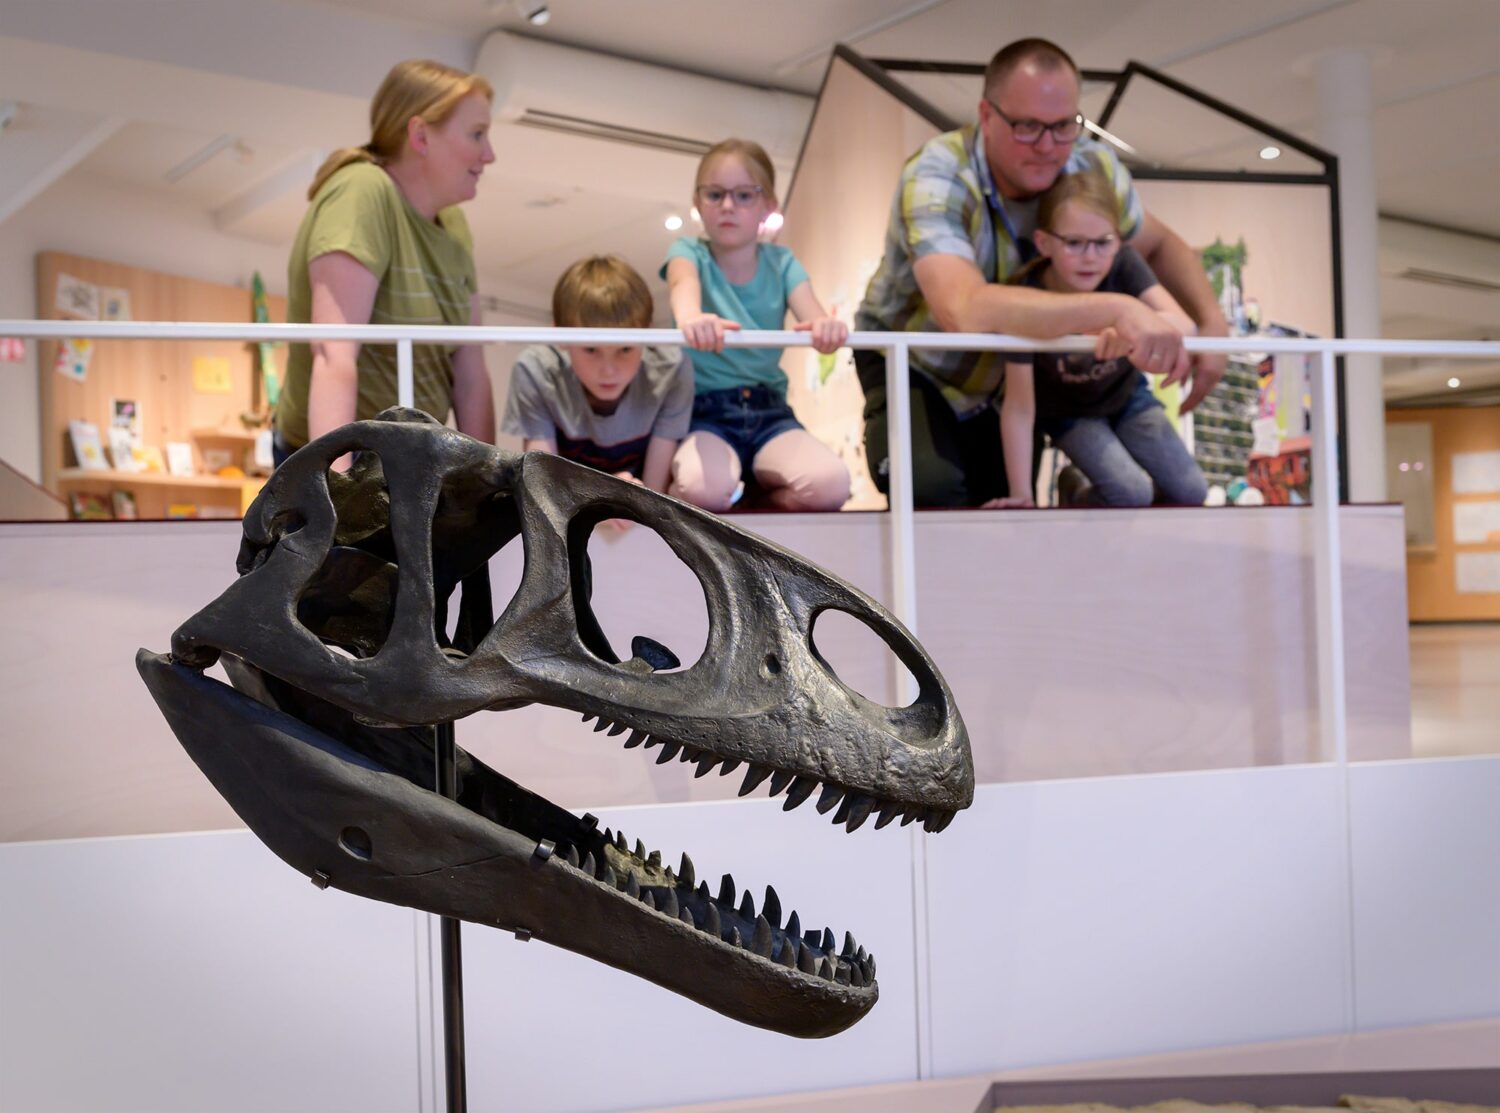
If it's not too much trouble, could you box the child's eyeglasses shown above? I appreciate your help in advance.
[1046,232,1119,257]
[695,185,764,207]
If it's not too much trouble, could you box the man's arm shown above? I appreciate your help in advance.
[1130,211,1229,413]
[913,253,1188,377]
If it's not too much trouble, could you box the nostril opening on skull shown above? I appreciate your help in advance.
[338,826,373,861]
[809,608,920,709]
[569,514,708,672]
[763,653,781,676]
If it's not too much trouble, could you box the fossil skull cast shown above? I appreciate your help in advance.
[137,409,972,1038]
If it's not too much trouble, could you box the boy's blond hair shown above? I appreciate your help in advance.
[552,256,654,328]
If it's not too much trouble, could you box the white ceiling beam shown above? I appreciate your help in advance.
[213,149,326,234]
[0,110,124,227]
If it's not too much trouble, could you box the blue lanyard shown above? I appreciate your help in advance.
[973,133,1032,271]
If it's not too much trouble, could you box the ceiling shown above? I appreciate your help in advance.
[2,0,1497,402]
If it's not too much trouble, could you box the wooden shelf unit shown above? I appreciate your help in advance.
[36,251,286,519]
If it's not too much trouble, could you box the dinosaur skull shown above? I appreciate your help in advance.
[138,409,972,1038]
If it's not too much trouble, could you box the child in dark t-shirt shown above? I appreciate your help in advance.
[997,164,1208,508]
[503,256,693,493]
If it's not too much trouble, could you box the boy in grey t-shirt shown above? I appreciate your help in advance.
[501,256,693,491]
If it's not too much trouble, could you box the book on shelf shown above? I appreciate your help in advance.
[166,503,199,520]
[107,427,142,471]
[110,489,139,520]
[68,491,112,520]
[137,444,165,473]
[68,420,108,471]
[164,441,195,477]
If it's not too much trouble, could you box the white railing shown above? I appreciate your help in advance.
[10,318,1500,727]
[9,317,1500,1073]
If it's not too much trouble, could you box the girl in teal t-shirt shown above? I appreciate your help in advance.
[661,139,850,512]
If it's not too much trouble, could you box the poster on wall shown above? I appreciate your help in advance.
[1456,552,1500,594]
[99,287,132,322]
[1453,501,1500,545]
[1452,451,1500,495]
[55,273,100,320]
[53,338,94,382]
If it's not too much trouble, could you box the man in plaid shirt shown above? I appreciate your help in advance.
[854,38,1228,507]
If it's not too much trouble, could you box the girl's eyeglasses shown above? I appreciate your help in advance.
[695,185,764,207]
[1043,232,1119,257]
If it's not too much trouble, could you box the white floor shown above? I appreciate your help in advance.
[1410,622,1500,758]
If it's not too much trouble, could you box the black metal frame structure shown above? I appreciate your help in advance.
[821,46,1350,501]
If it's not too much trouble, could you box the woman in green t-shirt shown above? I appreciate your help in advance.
[275,59,497,465]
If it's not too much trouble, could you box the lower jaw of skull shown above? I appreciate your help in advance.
[136,650,880,1038]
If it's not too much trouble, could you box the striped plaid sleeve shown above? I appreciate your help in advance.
[1097,146,1145,241]
[901,144,979,263]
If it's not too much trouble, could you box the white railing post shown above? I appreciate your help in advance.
[1309,345,1358,1033]
[882,339,934,1080]
[397,339,415,409]
[1309,347,1350,767]
[884,341,919,649]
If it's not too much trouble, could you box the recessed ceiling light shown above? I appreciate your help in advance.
[1259,145,1281,160]
[664,214,683,231]
[762,212,784,233]
[511,0,550,24]
[689,207,701,224]
[1448,377,1461,388]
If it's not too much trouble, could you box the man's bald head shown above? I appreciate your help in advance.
[983,38,1079,102]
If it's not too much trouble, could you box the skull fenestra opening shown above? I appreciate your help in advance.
[137,409,973,1039]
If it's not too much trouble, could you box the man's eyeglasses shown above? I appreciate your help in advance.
[1042,231,1119,257]
[695,184,764,207]
[984,98,1084,145]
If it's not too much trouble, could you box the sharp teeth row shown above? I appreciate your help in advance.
[581,713,957,835]
[547,826,876,989]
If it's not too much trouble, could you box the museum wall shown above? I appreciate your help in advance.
[0,177,288,485]
[1387,404,1500,621]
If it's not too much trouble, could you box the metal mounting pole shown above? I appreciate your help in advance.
[435,721,466,1113]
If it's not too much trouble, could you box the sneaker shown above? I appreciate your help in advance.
[1055,465,1092,507]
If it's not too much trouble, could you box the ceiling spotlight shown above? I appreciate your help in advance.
[762,212,784,233]
[1447,376,1461,388]
[515,0,550,24]
[689,207,701,224]
[664,214,683,231]
[1259,145,1281,160]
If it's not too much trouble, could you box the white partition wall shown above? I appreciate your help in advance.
[1349,757,1500,1030]
[923,767,1352,1076]
[0,832,423,1113]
